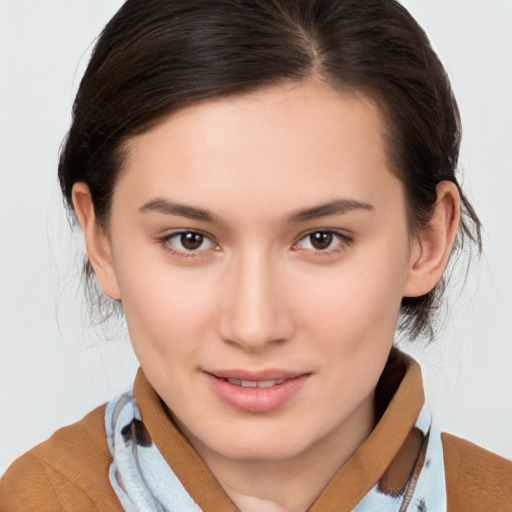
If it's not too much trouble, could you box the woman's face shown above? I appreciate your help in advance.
[102,81,418,462]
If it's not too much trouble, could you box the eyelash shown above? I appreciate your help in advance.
[158,229,353,259]
[292,230,353,257]
[158,230,218,259]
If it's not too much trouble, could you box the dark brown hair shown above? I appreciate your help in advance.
[58,0,481,339]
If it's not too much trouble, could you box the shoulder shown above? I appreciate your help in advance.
[442,432,512,512]
[0,404,122,512]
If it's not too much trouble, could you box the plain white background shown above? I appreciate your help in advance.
[1,1,511,475]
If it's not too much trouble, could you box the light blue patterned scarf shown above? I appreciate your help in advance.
[105,391,446,512]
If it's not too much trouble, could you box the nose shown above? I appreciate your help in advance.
[218,250,294,351]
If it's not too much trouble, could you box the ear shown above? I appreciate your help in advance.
[72,183,121,301]
[402,181,460,297]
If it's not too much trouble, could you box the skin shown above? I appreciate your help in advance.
[73,80,459,512]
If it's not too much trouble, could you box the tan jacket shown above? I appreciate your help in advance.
[1,354,511,511]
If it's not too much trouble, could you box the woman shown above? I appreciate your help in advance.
[1,0,511,511]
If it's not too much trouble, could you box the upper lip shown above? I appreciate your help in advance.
[205,369,310,381]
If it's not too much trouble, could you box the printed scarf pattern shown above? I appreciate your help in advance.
[106,394,446,512]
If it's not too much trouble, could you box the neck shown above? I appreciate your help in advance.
[181,391,376,512]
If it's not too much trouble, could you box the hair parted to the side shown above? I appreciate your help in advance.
[58,0,481,341]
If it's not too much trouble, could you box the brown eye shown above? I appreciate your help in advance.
[309,232,333,250]
[164,231,215,254]
[180,232,204,250]
[294,230,351,254]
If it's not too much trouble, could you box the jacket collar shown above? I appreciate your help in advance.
[134,348,424,511]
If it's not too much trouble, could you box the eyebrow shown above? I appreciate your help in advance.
[139,197,374,225]
[139,198,222,224]
[287,199,374,224]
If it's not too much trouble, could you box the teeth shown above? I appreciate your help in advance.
[257,379,280,388]
[226,378,286,388]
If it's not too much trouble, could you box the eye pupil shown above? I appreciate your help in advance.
[310,232,333,250]
[181,232,204,250]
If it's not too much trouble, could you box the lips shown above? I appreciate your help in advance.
[205,369,310,413]
[224,377,286,388]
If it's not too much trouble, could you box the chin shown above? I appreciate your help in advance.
[195,421,326,463]
[217,439,311,462]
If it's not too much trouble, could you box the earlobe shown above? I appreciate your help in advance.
[402,181,460,297]
[71,183,121,301]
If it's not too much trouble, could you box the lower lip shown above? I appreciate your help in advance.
[206,373,310,413]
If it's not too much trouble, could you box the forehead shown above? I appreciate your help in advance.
[115,80,402,219]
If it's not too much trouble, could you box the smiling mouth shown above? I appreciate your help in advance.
[220,378,287,388]
[205,371,310,412]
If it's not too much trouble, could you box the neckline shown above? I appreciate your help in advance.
[133,349,424,511]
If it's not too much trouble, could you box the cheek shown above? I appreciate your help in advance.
[290,242,408,350]
[115,257,219,357]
